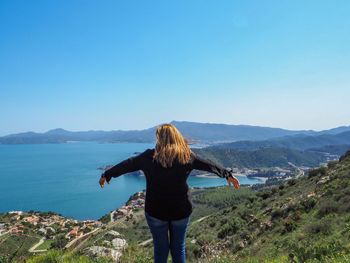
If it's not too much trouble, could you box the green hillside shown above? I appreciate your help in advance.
[214,131,350,152]
[185,150,350,262]
[194,147,328,168]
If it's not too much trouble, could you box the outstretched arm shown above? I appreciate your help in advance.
[99,152,144,187]
[192,152,240,189]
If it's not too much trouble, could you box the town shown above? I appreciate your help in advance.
[0,191,146,258]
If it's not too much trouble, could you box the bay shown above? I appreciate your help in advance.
[0,142,262,220]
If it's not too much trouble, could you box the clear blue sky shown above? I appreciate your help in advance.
[1,0,349,135]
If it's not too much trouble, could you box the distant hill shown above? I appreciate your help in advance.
[212,130,350,153]
[194,147,328,169]
[308,144,350,155]
[1,120,349,144]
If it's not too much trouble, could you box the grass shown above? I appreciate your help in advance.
[26,250,112,263]
[0,234,40,260]
[36,239,53,250]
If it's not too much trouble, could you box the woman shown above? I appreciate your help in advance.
[99,123,240,263]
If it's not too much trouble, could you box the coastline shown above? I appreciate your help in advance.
[194,173,268,183]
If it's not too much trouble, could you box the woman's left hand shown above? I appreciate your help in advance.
[227,175,240,189]
[99,176,109,188]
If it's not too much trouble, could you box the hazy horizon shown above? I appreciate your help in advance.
[1,1,349,136]
[1,120,350,137]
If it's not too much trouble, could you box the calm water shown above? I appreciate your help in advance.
[0,142,262,220]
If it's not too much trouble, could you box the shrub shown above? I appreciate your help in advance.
[308,166,327,178]
[248,196,257,203]
[327,160,338,169]
[271,208,288,220]
[271,187,278,194]
[285,202,301,213]
[278,190,285,197]
[305,219,332,235]
[50,234,68,249]
[187,242,201,258]
[197,233,215,245]
[317,200,339,217]
[217,218,241,239]
[0,256,8,263]
[287,179,296,186]
[238,209,254,220]
[258,190,271,200]
[291,210,302,221]
[301,197,317,212]
[288,239,344,263]
[283,218,297,233]
[239,230,253,244]
[220,218,228,225]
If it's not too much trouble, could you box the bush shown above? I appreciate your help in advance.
[271,208,287,220]
[187,242,201,259]
[287,179,297,186]
[50,234,68,249]
[279,189,286,196]
[283,218,297,233]
[258,190,271,200]
[308,167,327,178]
[197,233,214,245]
[327,160,338,169]
[301,197,317,212]
[317,200,339,217]
[239,230,253,244]
[305,219,332,235]
[209,221,216,228]
[0,256,8,263]
[217,218,241,239]
[288,239,344,263]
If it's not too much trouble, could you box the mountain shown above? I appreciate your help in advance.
[0,127,156,144]
[212,130,350,152]
[315,125,350,135]
[168,121,314,142]
[194,147,328,169]
[1,121,349,144]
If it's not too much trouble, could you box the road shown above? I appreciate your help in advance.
[28,237,46,253]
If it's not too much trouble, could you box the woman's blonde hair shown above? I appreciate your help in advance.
[153,123,192,168]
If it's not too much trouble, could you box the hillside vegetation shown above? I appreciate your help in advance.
[194,147,328,168]
[213,131,350,152]
[184,150,350,262]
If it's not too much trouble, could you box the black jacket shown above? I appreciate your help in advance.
[102,148,231,220]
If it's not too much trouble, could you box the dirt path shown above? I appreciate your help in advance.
[29,237,46,253]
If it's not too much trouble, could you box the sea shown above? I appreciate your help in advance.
[0,142,263,220]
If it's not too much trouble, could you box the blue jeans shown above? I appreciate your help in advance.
[145,212,190,263]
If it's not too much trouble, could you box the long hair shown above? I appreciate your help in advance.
[153,123,192,168]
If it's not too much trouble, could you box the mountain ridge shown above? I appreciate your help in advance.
[211,130,350,151]
[1,120,349,144]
